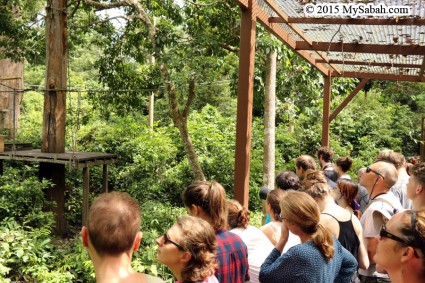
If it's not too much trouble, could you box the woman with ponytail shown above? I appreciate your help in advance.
[182,181,249,283]
[227,199,274,283]
[259,191,357,283]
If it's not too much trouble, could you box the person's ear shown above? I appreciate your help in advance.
[180,251,192,264]
[400,247,416,263]
[133,232,143,251]
[81,226,89,248]
[417,184,424,195]
[191,204,201,216]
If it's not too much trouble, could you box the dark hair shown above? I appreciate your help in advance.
[317,146,334,163]
[336,157,353,173]
[275,171,303,191]
[182,181,227,230]
[295,155,317,171]
[266,190,285,222]
[88,192,141,256]
[227,199,250,229]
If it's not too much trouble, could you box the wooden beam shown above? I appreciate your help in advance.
[256,6,331,75]
[233,0,249,10]
[234,0,256,209]
[418,56,425,81]
[322,74,331,146]
[330,79,369,122]
[270,17,425,26]
[263,0,341,74]
[316,59,422,69]
[296,41,425,56]
[102,164,108,193]
[83,167,90,226]
[331,71,425,82]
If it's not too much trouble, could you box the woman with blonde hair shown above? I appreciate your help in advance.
[374,210,425,283]
[156,216,218,283]
[182,181,249,283]
[259,191,357,283]
[227,199,274,283]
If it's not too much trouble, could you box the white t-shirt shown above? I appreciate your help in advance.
[359,191,403,278]
[230,226,274,283]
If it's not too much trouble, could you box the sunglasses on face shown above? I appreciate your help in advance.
[366,166,385,179]
[163,233,185,251]
[379,224,409,245]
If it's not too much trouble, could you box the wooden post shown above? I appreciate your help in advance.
[321,74,331,146]
[421,117,424,162]
[234,0,257,208]
[40,0,68,236]
[102,164,108,193]
[83,167,90,226]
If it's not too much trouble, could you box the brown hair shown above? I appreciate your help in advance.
[409,163,425,186]
[375,150,405,169]
[337,179,361,218]
[87,192,141,256]
[177,216,217,282]
[182,181,227,230]
[317,146,334,163]
[280,191,334,260]
[397,210,425,275]
[295,155,317,171]
[275,171,303,191]
[301,169,328,190]
[227,199,250,229]
[336,157,353,173]
[266,189,285,222]
[303,181,331,200]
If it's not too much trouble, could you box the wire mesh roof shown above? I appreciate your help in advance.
[236,0,425,82]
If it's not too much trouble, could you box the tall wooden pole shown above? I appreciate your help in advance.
[321,74,331,146]
[234,0,256,208]
[40,0,68,236]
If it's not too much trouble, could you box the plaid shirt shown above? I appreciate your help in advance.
[215,229,250,283]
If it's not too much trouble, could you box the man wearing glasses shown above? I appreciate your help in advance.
[358,161,403,283]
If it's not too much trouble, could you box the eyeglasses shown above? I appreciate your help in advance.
[163,233,185,251]
[366,166,385,179]
[379,224,409,245]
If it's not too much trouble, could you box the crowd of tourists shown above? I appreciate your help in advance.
[81,147,425,283]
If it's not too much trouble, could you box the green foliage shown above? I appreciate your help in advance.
[0,168,53,229]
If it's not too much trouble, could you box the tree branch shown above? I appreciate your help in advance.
[183,77,195,119]
[83,0,155,41]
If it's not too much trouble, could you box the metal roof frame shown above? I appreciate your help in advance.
[232,0,425,207]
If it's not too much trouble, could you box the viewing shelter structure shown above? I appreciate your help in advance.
[232,0,425,207]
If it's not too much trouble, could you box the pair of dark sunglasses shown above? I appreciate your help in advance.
[380,211,425,254]
[366,166,385,179]
[379,224,409,246]
[163,233,185,251]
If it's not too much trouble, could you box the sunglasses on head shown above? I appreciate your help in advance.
[163,233,185,251]
[366,166,385,179]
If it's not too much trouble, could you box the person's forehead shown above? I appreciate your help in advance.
[386,212,404,230]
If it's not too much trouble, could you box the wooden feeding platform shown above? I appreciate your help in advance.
[0,149,118,225]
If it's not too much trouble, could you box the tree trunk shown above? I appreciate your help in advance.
[162,66,205,181]
[263,50,276,190]
[40,0,68,236]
